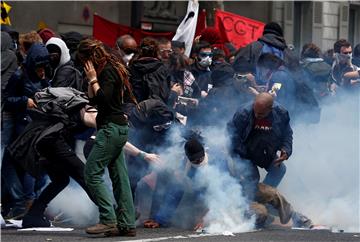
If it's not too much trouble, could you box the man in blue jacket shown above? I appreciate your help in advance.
[227,93,293,188]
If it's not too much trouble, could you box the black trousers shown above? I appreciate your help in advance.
[31,134,94,214]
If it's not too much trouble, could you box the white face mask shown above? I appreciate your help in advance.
[123,53,134,65]
[335,52,352,64]
[198,56,212,68]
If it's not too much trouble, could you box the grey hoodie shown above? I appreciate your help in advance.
[1,31,18,92]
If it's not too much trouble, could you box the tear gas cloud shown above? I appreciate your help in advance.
[47,91,359,233]
[48,180,98,226]
[277,92,359,232]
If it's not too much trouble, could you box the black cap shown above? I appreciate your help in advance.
[184,138,205,163]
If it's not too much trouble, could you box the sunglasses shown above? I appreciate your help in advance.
[152,121,172,132]
[199,52,213,58]
[160,49,173,53]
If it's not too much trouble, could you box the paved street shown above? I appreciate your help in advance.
[2,226,360,242]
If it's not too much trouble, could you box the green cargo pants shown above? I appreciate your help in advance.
[84,122,135,229]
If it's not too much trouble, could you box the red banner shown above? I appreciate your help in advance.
[214,9,265,49]
[195,9,207,38]
[93,14,174,47]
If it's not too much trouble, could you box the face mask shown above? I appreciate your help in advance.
[198,56,212,68]
[123,53,134,65]
[336,53,352,64]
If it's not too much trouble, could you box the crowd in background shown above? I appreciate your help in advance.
[1,20,359,236]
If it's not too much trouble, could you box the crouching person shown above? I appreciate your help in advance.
[249,183,313,229]
[142,135,313,230]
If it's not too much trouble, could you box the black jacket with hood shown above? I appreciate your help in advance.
[233,33,296,74]
[46,37,83,91]
[129,57,171,103]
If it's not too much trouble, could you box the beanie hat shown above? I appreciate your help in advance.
[263,22,283,37]
[37,28,56,44]
[184,138,205,163]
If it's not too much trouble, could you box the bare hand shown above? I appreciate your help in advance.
[201,91,208,98]
[84,60,97,81]
[171,83,184,96]
[27,98,37,109]
[273,149,288,167]
[194,35,201,44]
[144,153,164,167]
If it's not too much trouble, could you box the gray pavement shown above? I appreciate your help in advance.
[2,226,360,242]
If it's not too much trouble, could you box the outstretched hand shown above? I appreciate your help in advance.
[144,153,165,167]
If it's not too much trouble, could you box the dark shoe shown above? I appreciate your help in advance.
[85,223,117,234]
[104,227,136,237]
[22,214,51,228]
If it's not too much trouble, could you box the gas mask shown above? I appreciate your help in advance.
[198,56,212,68]
[122,53,134,65]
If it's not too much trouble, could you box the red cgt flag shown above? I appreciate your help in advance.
[93,14,174,47]
[214,9,265,49]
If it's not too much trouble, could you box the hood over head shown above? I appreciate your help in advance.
[130,99,175,128]
[46,37,71,67]
[1,31,13,51]
[211,62,235,87]
[131,58,164,74]
[24,43,50,79]
[259,33,287,50]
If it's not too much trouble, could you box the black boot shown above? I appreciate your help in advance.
[22,200,51,228]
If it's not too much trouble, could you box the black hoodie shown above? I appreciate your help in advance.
[129,57,171,103]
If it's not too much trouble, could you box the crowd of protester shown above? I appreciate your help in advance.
[1,21,359,237]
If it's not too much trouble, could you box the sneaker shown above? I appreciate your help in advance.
[22,214,51,228]
[104,227,136,237]
[85,223,117,234]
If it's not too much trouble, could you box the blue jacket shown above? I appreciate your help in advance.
[3,43,49,113]
[153,149,230,226]
[227,101,293,162]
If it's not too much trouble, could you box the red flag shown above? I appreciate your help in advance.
[214,9,265,49]
[195,9,207,38]
[93,14,174,47]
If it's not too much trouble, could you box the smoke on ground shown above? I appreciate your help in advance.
[276,93,359,232]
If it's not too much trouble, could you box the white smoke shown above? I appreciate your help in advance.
[196,164,255,234]
[277,93,360,232]
[47,180,98,227]
[199,124,255,234]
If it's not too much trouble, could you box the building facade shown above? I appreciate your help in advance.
[8,1,360,52]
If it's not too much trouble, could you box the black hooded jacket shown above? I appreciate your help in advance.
[129,57,171,103]
[233,33,296,74]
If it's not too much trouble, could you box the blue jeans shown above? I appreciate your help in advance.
[1,113,26,215]
[263,161,286,188]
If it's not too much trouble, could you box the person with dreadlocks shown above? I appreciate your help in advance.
[76,39,138,237]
